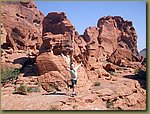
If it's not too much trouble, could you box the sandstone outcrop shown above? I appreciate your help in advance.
[98,16,139,56]
[1,1,146,110]
[82,16,140,64]
[108,48,139,67]
[40,12,75,54]
[36,14,143,92]
[1,1,44,51]
[36,12,91,92]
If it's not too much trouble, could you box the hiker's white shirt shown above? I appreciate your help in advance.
[67,63,81,80]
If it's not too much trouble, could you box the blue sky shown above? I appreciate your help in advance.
[35,1,146,51]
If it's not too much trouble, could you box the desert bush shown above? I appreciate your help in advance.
[13,84,40,95]
[106,101,114,109]
[13,83,27,95]
[1,67,20,84]
[27,86,40,93]
[46,83,57,93]
[93,81,101,86]
[108,71,118,76]
[50,106,59,110]
[134,69,146,80]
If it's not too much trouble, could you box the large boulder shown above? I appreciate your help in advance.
[97,16,139,56]
[38,72,68,92]
[36,52,91,92]
[36,52,69,76]
[108,48,140,67]
[103,63,117,72]
[82,16,140,63]
[97,16,120,58]
[1,1,44,51]
[40,12,75,54]
[36,52,70,92]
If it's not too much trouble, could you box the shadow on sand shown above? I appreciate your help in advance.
[42,92,67,96]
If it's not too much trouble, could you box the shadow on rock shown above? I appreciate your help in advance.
[13,57,39,76]
[123,74,146,90]
[13,57,29,65]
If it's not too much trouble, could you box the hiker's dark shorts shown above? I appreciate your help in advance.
[71,79,77,86]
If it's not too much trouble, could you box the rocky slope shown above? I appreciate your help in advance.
[1,67,146,110]
[1,1,146,110]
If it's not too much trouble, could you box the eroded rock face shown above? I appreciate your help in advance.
[36,14,142,92]
[83,27,101,61]
[82,16,140,63]
[98,16,139,55]
[108,48,139,67]
[1,3,146,109]
[40,12,76,54]
[1,1,44,51]
[36,52,69,76]
[90,78,146,110]
[36,52,91,92]
[36,12,92,92]
[97,16,120,59]
[42,12,75,35]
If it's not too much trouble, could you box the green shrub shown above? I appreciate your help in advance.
[50,106,59,110]
[13,83,27,95]
[93,81,101,86]
[1,67,20,84]
[108,71,118,76]
[134,69,140,74]
[134,69,146,79]
[106,101,114,109]
[13,84,40,95]
[47,83,57,93]
[27,86,40,93]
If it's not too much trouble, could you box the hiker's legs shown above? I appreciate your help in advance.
[71,79,77,96]
[72,85,75,93]
[72,85,76,96]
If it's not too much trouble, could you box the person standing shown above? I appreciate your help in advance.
[67,62,82,97]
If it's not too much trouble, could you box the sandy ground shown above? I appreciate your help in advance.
[1,91,69,110]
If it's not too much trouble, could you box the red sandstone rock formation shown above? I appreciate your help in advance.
[40,12,77,55]
[0,2,146,110]
[82,16,140,67]
[36,13,142,92]
[1,1,142,95]
[98,16,139,55]
[1,1,44,51]
[36,12,91,92]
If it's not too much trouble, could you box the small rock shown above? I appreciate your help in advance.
[112,78,117,81]
[105,76,112,80]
